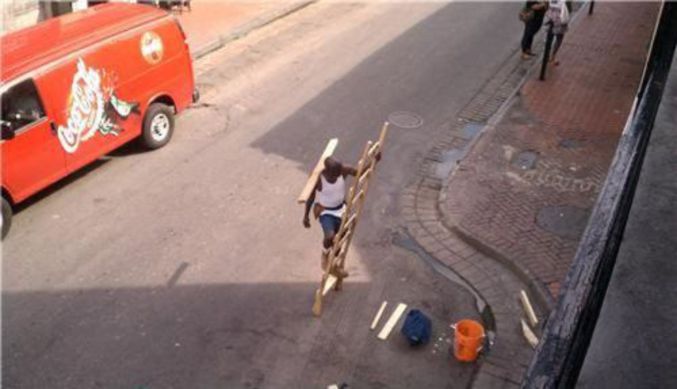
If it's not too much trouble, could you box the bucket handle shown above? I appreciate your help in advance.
[450,323,487,338]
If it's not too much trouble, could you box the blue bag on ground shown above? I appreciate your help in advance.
[400,309,432,346]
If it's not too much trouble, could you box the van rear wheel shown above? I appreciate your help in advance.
[141,103,174,149]
[1,196,12,240]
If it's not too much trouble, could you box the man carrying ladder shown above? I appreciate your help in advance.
[298,123,388,316]
[302,157,358,275]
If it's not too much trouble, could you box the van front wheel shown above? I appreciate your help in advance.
[141,103,174,149]
[1,196,12,240]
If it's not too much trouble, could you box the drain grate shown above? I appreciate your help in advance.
[388,111,423,129]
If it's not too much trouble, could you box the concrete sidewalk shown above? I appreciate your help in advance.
[577,47,677,389]
[170,1,313,59]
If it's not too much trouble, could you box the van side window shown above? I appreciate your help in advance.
[1,80,46,133]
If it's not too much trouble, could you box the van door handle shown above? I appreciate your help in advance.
[49,121,57,135]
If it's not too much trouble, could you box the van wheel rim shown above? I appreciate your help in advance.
[150,113,170,142]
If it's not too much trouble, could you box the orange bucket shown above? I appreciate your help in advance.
[452,319,485,362]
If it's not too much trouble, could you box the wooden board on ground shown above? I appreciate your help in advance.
[520,290,539,327]
[521,318,539,349]
[297,138,338,204]
[370,301,388,330]
[377,303,407,340]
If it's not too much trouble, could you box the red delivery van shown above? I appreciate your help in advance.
[0,3,199,238]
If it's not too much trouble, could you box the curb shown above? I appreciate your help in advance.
[191,1,316,60]
[450,224,555,312]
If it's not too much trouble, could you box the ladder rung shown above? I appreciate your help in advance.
[354,189,365,203]
[344,214,357,229]
[358,168,373,186]
[338,228,353,247]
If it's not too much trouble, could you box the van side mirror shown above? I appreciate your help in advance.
[1,121,15,140]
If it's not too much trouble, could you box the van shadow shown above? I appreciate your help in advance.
[14,159,110,213]
[15,140,152,214]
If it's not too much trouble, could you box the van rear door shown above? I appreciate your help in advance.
[1,79,67,203]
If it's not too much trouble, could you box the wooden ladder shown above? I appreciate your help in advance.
[310,122,389,317]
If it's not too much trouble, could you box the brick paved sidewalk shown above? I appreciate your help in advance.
[441,2,659,298]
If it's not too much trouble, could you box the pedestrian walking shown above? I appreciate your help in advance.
[303,157,357,274]
[546,0,570,66]
[520,1,548,60]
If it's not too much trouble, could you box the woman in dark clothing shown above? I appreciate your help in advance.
[521,1,548,59]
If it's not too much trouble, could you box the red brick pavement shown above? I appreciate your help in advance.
[441,2,659,297]
[170,2,299,55]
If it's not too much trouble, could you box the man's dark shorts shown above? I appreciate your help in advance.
[319,214,342,235]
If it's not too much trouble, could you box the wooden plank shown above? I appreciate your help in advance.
[297,138,339,203]
[370,301,388,330]
[521,319,539,349]
[377,303,407,340]
[520,290,539,327]
[378,122,389,146]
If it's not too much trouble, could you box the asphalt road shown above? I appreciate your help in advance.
[2,3,524,388]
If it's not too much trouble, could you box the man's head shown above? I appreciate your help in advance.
[324,157,342,181]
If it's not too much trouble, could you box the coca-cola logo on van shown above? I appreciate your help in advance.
[140,31,164,65]
[57,58,140,154]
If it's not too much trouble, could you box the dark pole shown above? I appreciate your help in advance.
[589,0,595,15]
[539,23,554,81]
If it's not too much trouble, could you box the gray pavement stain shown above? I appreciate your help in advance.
[460,122,484,140]
[391,230,495,337]
[433,122,486,180]
[558,138,581,149]
[512,150,539,170]
[435,149,465,180]
[536,205,590,240]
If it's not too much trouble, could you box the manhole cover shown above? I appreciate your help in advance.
[536,205,590,240]
[388,111,423,129]
[512,150,539,170]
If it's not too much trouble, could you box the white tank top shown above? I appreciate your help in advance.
[317,175,345,209]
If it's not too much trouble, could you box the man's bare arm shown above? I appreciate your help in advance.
[303,179,320,228]
[341,166,357,177]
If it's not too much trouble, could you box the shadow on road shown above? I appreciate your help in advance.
[3,279,478,388]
